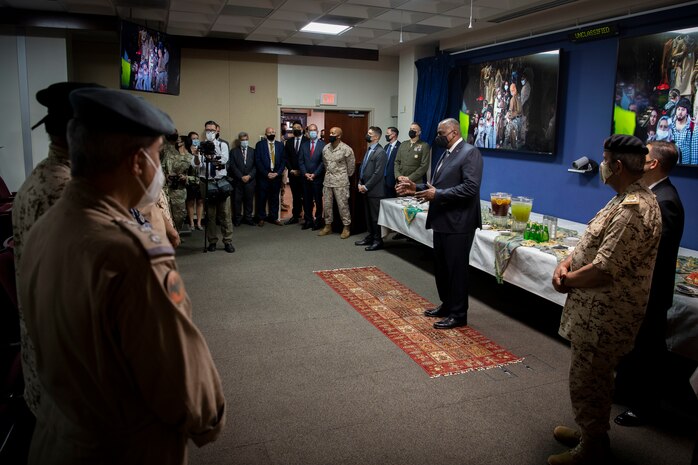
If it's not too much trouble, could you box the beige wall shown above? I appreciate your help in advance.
[69,38,278,144]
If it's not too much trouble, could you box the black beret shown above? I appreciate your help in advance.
[676,97,692,111]
[69,88,175,137]
[603,134,648,155]
[32,81,103,132]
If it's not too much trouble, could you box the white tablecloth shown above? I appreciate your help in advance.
[378,198,698,360]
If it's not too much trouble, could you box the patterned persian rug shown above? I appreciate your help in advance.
[315,266,522,378]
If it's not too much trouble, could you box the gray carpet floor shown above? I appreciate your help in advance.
[175,222,695,465]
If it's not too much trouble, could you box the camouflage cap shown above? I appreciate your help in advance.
[603,134,648,156]
[69,88,175,137]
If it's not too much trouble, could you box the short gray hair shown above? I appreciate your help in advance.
[238,131,249,139]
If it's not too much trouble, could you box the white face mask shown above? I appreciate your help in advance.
[240,140,249,149]
[656,129,670,140]
[135,149,165,209]
[599,160,614,185]
[205,131,216,142]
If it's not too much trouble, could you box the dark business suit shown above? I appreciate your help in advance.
[299,138,326,227]
[418,139,482,322]
[359,144,387,245]
[284,136,308,220]
[383,141,400,198]
[227,145,256,224]
[254,139,285,222]
[615,177,684,415]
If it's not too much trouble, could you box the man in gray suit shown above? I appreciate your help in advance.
[397,118,483,329]
[227,131,256,226]
[355,126,387,251]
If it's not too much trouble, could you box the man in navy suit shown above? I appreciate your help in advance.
[299,123,325,230]
[397,118,483,329]
[355,126,388,251]
[284,121,308,225]
[614,140,685,426]
[254,126,285,226]
[383,126,400,198]
[227,131,256,226]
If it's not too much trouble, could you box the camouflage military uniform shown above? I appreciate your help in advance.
[394,139,430,182]
[321,141,355,226]
[11,143,71,415]
[161,142,190,229]
[559,180,661,440]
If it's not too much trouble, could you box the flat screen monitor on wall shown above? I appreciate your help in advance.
[457,49,560,155]
[120,20,181,96]
[612,27,698,166]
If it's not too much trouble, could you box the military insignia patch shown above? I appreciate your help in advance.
[165,271,187,305]
[622,194,640,205]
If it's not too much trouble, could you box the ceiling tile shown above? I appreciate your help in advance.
[211,21,254,33]
[167,22,210,35]
[169,11,213,24]
[371,9,431,24]
[340,27,381,39]
[267,10,313,22]
[329,4,388,19]
[170,0,220,14]
[255,18,299,32]
[246,32,289,41]
[396,0,463,14]
[214,15,262,27]
[279,0,330,14]
[355,19,395,30]
[346,0,410,7]
[226,0,277,8]
[402,23,445,34]
[221,5,273,17]
[419,15,468,28]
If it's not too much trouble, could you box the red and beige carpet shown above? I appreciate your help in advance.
[315,266,522,378]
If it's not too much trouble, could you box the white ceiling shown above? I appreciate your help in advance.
[0,0,693,55]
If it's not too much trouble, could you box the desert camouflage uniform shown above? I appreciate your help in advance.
[322,141,355,226]
[162,142,190,229]
[559,180,661,440]
[11,143,71,415]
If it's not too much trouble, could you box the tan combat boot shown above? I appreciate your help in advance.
[340,226,351,239]
[547,433,610,465]
[553,425,581,448]
[318,225,332,236]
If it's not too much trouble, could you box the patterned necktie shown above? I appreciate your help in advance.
[432,150,450,182]
[310,141,315,158]
[295,138,300,153]
[361,147,373,180]
[269,142,275,168]
[242,148,246,165]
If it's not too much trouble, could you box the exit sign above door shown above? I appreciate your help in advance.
[320,93,337,106]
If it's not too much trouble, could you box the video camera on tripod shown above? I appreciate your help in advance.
[199,139,232,202]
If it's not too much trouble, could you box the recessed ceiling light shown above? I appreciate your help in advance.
[300,22,352,35]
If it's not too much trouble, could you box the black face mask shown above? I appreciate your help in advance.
[293,129,302,137]
[329,135,338,143]
[433,135,448,148]
[266,134,275,141]
[365,134,372,143]
[385,135,391,142]
[408,130,417,139]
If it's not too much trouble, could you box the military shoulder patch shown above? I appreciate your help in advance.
[622,194,640,205]
[113,218,175,258]
[165,270,187,305]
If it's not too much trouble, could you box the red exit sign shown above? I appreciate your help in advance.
[320,93,337,105]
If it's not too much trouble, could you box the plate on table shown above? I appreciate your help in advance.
[676,283,698,297]
[677,256,698,274]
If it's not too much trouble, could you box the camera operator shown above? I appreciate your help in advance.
[194,120,235,253]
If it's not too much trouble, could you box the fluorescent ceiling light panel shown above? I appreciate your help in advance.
[301,21,352,35]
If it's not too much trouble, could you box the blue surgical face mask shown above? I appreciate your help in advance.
[240,140,249,149]
[192,139,200,147]
[309,131,318,140]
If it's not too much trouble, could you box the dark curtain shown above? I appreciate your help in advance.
[414,53,455,148]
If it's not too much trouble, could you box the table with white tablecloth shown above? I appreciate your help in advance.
[378,197,698,360]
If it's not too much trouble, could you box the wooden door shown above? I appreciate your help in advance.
[324,110,369,163]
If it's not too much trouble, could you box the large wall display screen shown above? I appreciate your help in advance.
[612,27,698,165]
[457,49,560,155]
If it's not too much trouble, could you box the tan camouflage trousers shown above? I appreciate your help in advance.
[569,342,622,439]
[167,187,187,230]
[323,185,351,226]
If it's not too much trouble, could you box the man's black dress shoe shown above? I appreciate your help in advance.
[424,305,448,317]
[257,220,265,227]
[207,243,216,252]
[312,222,323,231]
[365,242,384,251]
[614,410,646,427]
[433,317,467,329]
[285,217,300,225]
[224,243,235,253]
[354,237,372,246]
[243,219,256,226]
[301,222,312,230]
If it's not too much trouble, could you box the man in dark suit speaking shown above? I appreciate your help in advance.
[397,118,483,329]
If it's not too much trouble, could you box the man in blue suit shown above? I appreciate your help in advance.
[355,126,387,251]
[397,118,483,329]
[299,123,325,230]
[383,126,400,198]
[254,126,285,226]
